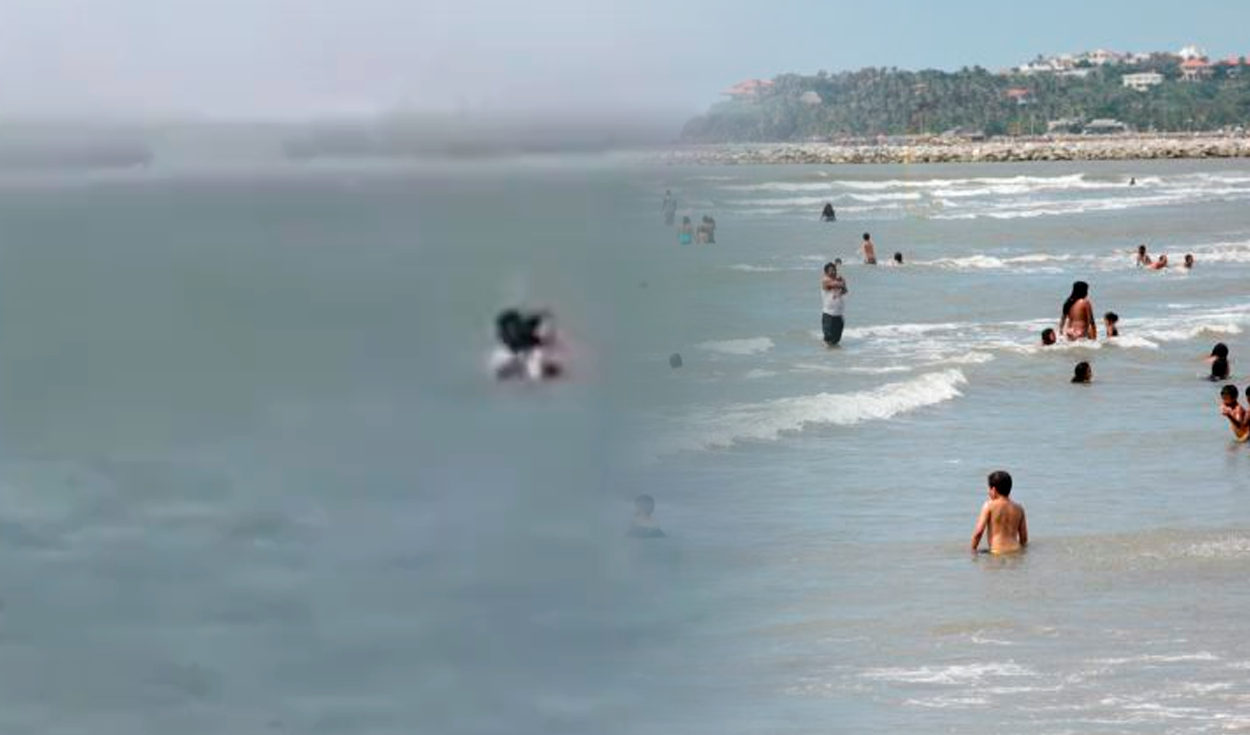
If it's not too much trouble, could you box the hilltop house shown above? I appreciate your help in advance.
[1122,72,1164,91]
[1005,87,1034,105]
[723,79,775,101]
[1180,58,1213,82]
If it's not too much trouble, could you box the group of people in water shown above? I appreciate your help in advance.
[1136,244,1194,270]
[663,190,717,245]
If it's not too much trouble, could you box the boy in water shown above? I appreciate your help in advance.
[1136,244,1152,267]
[1041,328,1057,346]
[1104,312,1119,338]
[1218,385,1248,441]
[1184,254,1195,269]
[627,494,665,538]
[860,233,878,265]
[970,470,1028,554]
[1072,362,1093,384]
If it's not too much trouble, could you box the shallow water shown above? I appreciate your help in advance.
[621,159,1250,733]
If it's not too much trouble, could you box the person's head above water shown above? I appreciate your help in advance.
[634,494,655,517]
[1041,328,1057,345]
[823,261,837,277]
[1138,244,1147,256]
[1212,343,1230,359]
[1072,361,1092,384]
[862,233,871,242]
[1221,384,1240,405]
[893,252,903,264]
[1104,312,1119,334]
[987,470,1013,497]
[1184,254,1194,268]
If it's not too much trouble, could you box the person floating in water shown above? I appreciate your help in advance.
[491,308,564,381]
[970,470,1027,555]
[1072,361,1093,384]
[821,203,837,222]
[1135,244,1152,268]
[1149,254,1169,270]
[627,494,665,538]
[661,190,677,226]
[1103,311,1120,338]
[892,252,904,265]
[1184,253,1195,269]
[1218,385,1248,442]
[1209,343,1232,381]
[860,233,877,265]
[678,216,694,245]
[821,262,848,347]
[1041,328,1057,346]
[1130,177,1137,186]
[1059,281,1096,341]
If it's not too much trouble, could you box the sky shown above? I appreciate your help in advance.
[0,0,1247,122]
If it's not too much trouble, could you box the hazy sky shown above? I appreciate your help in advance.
[0,0,1247,121]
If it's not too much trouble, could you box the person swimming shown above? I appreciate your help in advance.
[970,470,1027,555]
[1219,385,1249,442]
[1149,254,1169,270]
[1209,343,1232,381]
[492,308,564,381]
[1059,281,1096,341]
[1072,361,1092,384]
[1103,311,1119,338]
[892,252,903,265]
[627,494,665,538]
[1184,253,1194,269]
[1135,244,1152,267]
[821,203,836,222]
[1041,328,1057,346]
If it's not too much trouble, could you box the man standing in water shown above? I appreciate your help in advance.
[860,233,878,265]
[821,262,847,347]
[970,470,1028,555]
[661,190,677,226]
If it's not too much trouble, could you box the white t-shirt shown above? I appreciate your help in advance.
[822,280,845,317]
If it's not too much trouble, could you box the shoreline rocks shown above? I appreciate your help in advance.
[646,134,1250,166]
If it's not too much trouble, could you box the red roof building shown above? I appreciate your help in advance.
[1180,57,1213,81]
[723,79,775,100]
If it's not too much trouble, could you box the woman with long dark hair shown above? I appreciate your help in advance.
[1059,281,1096,341]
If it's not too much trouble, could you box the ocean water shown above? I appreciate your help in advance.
[0,157,684,735]
[621,160,1250,733]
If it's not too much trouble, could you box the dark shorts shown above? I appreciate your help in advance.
[822,314,844,346]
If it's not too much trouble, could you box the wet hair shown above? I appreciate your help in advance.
[1137,244,1146,253]
[1245,385,1250,401]
[1072,361,1092,383]
[1212,343,1230,359]
[635,494,655,515]
[1104,312,1118,324]
[1061,281,1090,319]
[987,470,1013,497]
[862,233,871,241]
[1184,253,1194,266]
[496,309,543,353]
[824,262,837,276]
[1041,328,1057,345]
[893,252,903,264]
[1222,384,1240,401]
[1212,356,1230,381]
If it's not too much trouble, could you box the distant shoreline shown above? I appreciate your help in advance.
[651,133,1250,166]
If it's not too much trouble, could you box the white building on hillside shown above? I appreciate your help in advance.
[1177,45,1207,61]
[1122,72,1164,91]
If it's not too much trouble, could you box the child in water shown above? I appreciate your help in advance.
[1218,385,1248,442]
[1104,312,1119,338]
[627,495,665,538]
[1209,343,1231,381]
[1041,328,1057,346]
[1072,362,1093,384]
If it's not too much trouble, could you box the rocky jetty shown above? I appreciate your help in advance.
[650,134,1250,166]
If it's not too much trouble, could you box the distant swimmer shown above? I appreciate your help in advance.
[678,216,694,245]
[1209,343,1232,381]
[491,308,565,381]
[970,470,1028,555]
[628,494,665,538]
[1072,361,1093,384]
[662,190,677,226]
[821,262,848,347]
[1135,244,1152,268]
[1130,177,1137,186]
[892,252,904,265]
[1149,254,1169,270]
[1104,311,1120,338]
[1184,253,1195,269]
[1218,385,1248,441]
[860,233,878,265]
[1041,328,1057,346]
[1059,281,1096,341]
[821,203,837,222]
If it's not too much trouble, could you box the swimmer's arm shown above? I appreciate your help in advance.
[970,502,991,552]
[1084,301,1097,339]
[1018,508,1028,547]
